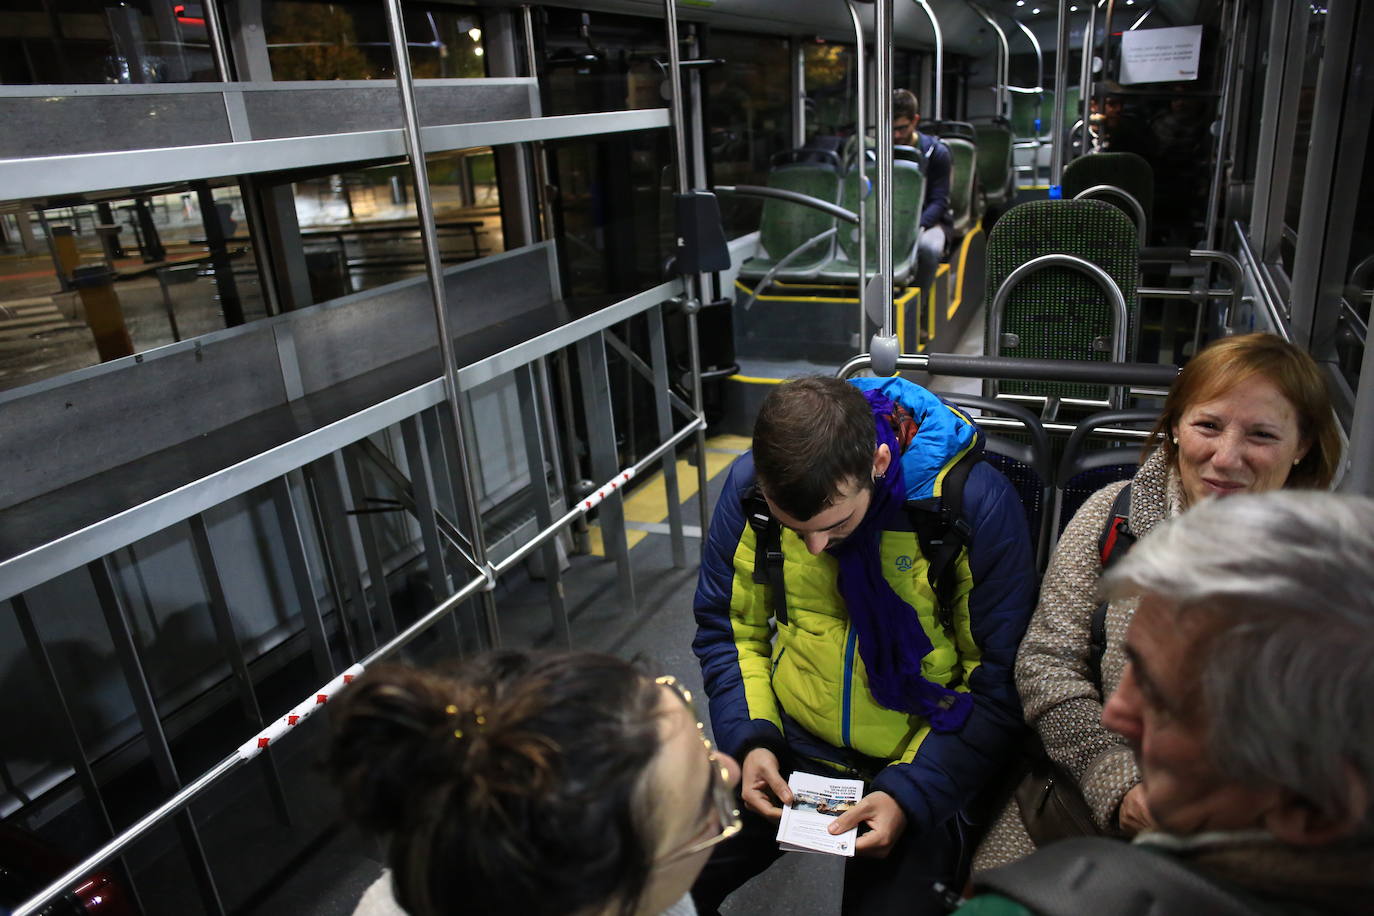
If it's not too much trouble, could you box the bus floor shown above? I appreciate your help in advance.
[122,435,843,915]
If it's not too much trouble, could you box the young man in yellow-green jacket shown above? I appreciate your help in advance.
[691,376,1036,916]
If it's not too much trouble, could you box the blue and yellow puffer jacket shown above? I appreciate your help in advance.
[692,377,1035,831]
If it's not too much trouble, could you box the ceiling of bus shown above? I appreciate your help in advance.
[501,0,999,55]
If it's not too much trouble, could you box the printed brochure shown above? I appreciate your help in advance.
[774,771,862,857]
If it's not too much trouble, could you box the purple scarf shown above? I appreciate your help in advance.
[829,390,972,733]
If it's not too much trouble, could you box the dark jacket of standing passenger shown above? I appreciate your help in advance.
[692,377,1035,835]
[917,132,954,231]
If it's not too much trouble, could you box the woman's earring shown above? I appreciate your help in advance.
[1293,457,1302,466]
[1171,436,1179,446]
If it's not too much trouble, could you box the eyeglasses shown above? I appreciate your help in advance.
[653,676,742,863]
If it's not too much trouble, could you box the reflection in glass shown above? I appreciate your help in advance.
[265,0,486,80]
[0,0,219,83]
[1280,4,1326,274]
[706,31,792,239]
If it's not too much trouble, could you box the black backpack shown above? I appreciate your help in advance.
[1087,482,1136,688]
[974,836,1267,916]
[742,434,983,634]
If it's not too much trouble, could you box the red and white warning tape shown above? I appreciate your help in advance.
[235,663,366,761]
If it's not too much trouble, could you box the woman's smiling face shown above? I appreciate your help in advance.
[1173,375,1308,507]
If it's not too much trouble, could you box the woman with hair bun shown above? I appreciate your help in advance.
[331,650,741,916]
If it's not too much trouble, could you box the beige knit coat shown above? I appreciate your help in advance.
[973,447,1182,871]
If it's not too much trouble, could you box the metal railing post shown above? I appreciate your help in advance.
[663,0,712,544]
[381,0,500,644]
[914,0,943,121]
[1049,0,1072,186]
[846,1,868,344]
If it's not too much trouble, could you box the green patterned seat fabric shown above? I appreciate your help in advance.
[985,199,1139,400]
[1010,93,1045,139]
[738,162,841,280]
[943,136,979,236]
[975,124,1015,207]
[819,160,925,285]
[1062,152,1155,235]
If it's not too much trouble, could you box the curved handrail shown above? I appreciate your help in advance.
[741,226,838,310]
[940,392,1054,482]
[988,253,1131,365]
[1072,184,1149,248]
[1056,408,1163,484]
[713,184,859,224]
[836,352,1179,387]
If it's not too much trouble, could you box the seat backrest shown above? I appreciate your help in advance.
[984,199,1140,402]
[836,160,925,267]
[1010,93,1045,139]
[1052,407,1160,540]
[759,163,842,260]
[974,124,1015,201]
[938,392,1053,566]
[1061,152,1155,234]
[941,136,978,229]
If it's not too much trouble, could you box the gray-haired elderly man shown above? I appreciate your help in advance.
[965,491,1374,916]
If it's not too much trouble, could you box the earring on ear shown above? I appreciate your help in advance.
[873,472,886,483]
[1293,457,1302,466]
[1171,436,1179,446]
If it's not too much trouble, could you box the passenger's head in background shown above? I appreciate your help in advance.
[892,88,920,146]
[330,651,740,916]
[752,376,891,554]
[1101,491,1374,843]
[1151,332,1341,505]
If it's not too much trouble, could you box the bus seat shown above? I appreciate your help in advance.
[737,159,842,282]
[984,199,1140,405]
[974,123,1015,211]
[1051,408,1161,551]
[941,135,981,237]
[818,159,926,285]
[1061,152,1155,240]
[939,393,1054,569]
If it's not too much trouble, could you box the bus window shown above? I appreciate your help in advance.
[1279,3,1326,276]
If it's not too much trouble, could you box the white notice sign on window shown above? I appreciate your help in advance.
[1119,25,1204,85]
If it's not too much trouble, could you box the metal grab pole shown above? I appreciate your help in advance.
[522,5,555,242]
[1205,0,1241,250]
[846,0,867,344]
[1079,1,1098,155]
[1049,0,1072,186]
[381,0,497,639]
[200,0,232,80]
[971,3,1009,119]
[876,0,893,334]
[914,0,943,121]
[662,0,710,542]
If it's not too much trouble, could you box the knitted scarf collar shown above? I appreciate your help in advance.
[828,389,972,733]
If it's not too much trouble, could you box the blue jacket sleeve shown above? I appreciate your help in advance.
[691,454,787,760]
[921,138,953,230]
[872,461,1036,829]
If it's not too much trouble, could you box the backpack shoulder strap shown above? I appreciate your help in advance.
[1088,482,1134,688]
[743,485,788,626]
[975,837,1264,916]
[1097,482,1136,570]
[908,436,983,633]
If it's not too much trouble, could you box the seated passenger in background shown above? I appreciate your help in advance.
[330,650,740,916]
[692,375,1035,916]
[892,89,952,299]
[966,491,1374,914]
[974,333,1341,872]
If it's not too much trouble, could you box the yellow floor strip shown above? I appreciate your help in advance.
[588,434,747,556]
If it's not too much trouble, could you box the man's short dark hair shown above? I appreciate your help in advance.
[752,377,876,521]
[893,88,919,122]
